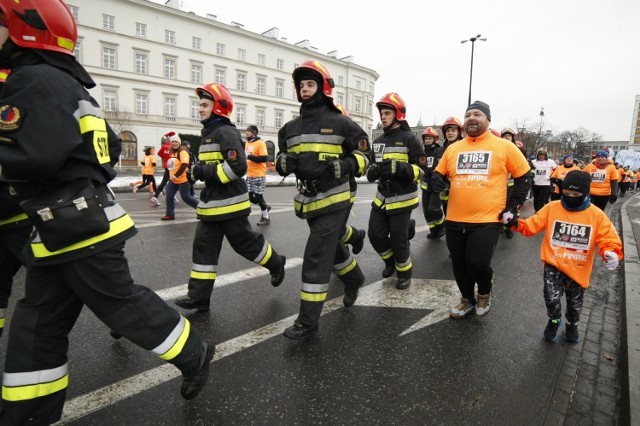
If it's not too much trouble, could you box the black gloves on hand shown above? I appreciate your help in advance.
[192,161,205,181]
[609,195,617,204]
[276,153,298,176]
[430,172,447,193]
[329,158,355,179]
[367,165,381,182]
[499,207,519,228]
[380,160,410,179]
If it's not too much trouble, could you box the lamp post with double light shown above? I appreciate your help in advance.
[461,34,487,106]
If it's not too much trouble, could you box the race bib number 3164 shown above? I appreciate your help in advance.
[550,220,592,250]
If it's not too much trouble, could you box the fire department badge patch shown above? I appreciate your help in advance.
[227,149,238,161]
[419,156,427,165]
[357,139,369,151]
[0,105,23,131]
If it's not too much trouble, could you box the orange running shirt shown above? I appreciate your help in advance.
[434,131,531,223]
[167,150,190,184]
[583,163,617,196]
[516,201,623,288]
[141,154,156,175]
[246,138,268,177]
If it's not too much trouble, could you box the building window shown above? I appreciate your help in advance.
[165,30,176,45]
[256,76,266,95]
[135,53,147,74]
[192,37,201,50]
[135,22,147,37]
[102,47,116,69]
[216,43,225,56]
[338,76,344,86]
[236,73,246,91]
[103,14,114,31]
[236,107,246,126]
[258,54,265,66]
[73,40,81,61]
[135,93,148,115]
[275,81,284,98]
[164,58,176,79]
[191,63,202,84]
[275,111,283,128]
[276,59,284,70]
[355,97,361,113]
[67,4,79,22]
[336,93,344,106]
[238,48,246,61]
[368,101,373,115]
[369,82,374,94]
[191,99,200,120]
[103,90,117,112]
[256,110,265,127]
[215,68,226,85]
[164,97,176,119]
[356,81,361,90]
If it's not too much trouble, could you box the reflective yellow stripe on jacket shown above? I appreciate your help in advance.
[294,182,350,216]
[0,212,28,227]
[196,193,251,217]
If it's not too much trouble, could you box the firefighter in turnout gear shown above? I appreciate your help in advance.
[276,60,371,340]
[436,116,464,215]
[0,1,214,422]
[367,93,426,290]
[420,127,445,239]
[175,83,287,312]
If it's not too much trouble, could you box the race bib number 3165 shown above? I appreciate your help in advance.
[456,151,491,175]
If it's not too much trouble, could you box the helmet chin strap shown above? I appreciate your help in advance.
[0,39,18,69]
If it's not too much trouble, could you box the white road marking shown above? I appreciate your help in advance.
[155,257,304,301]
[57,277,458,423]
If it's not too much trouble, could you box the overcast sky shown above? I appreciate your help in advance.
[157,0,640,141]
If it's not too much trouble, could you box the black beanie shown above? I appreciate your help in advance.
[563,170,591,195]
[466,101,491,121]
[246,125,259,136]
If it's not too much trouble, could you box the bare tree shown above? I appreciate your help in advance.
[554,128,602,160]
[105,108,134,136]
[512,117,550,158]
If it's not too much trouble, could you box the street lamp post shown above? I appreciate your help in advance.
[461,34,487,106]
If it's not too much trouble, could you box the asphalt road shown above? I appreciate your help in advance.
[0,184,583,425]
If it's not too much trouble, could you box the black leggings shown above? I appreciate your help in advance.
[445,222,501,303]
[532,185,550,212]
[136,174,156,192]
[153,168,170,198]
[590,194,609,211]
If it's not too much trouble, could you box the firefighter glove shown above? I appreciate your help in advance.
[367,164,380,182]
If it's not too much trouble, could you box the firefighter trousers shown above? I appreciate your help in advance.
[187,216,283,300]
[0,242,205,425]
[0,226,31,338]
[367,209,413,279]
[421,190,444,233]
[298,207,361,327]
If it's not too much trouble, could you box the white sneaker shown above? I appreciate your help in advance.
[132,185,138,193]
[150,196,161,206]
[450,297,475,319]
[476,293,492,316]
[175,196,179,203]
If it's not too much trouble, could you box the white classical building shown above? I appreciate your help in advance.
[67,0,379,165]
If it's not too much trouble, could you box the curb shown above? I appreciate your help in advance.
[620,193,640,425]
